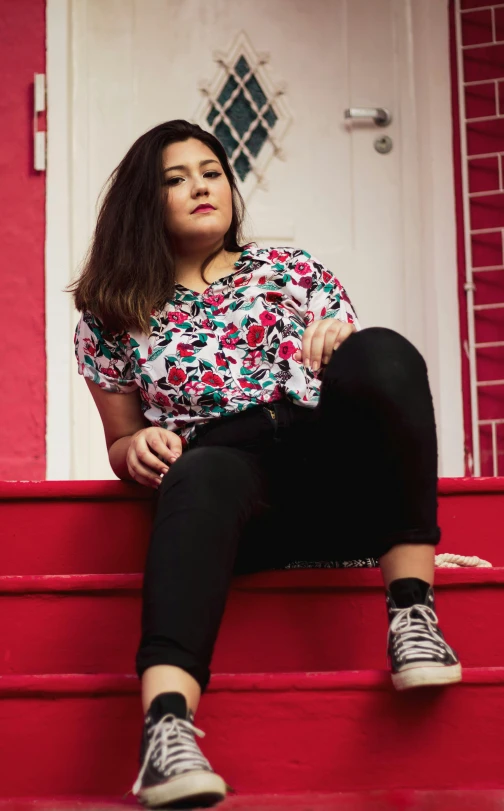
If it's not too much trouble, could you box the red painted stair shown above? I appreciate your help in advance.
[1,478,504,806]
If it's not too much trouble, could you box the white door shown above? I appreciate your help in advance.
[62,0,462,479]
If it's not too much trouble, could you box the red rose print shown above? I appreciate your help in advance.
[321,307,327,317]
[202,371,224,387]
[204,293,225,307]
[201,319,214,330]
[177,343,193,358]
[221,334,240,349]
[186,381,206,395]
[294,262,310,275]
[322,270,332,284]
[153,392,171,407]
[298,276,312,289]
[225,322,238,332]
[243,350,262,370]
[247,324,265,348]
[268,250,289,263]
[259,275,267,285]
[102,366,120,378]
[168,367,187,386]
[215,352,227,367]
[305,310,315,324]
[138,358,147,366]
[279,341,297,360]
[238,378,262,389]
[266,291,282,303]
[84,340,96,356]
[168,311,186,324]
[260,311,276,326]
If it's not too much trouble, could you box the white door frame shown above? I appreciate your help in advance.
[45,0,465,479]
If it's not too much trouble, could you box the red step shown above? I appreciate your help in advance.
[3,791,504,810]
[0,670,503,797]
[2,478,504,574]
[2,477,504,801]
[0,568,501,674]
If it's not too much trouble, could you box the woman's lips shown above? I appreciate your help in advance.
[192,205,215,213]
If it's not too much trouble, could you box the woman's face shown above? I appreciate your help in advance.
[162,138,233,250]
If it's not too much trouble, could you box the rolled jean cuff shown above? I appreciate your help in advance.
[375,526,441,558]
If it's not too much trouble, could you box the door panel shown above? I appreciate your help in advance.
[70,0,421,479]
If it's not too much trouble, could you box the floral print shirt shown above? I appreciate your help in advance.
[74,244,360,446]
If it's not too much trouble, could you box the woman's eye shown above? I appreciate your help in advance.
[163,171,221,186]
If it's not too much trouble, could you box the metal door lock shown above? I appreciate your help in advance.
[374,135,393,154]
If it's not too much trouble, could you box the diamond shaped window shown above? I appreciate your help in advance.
[198,34,291,187]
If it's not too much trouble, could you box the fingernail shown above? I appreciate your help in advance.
[161,469,168,475]
[312,361,319,372]
[304,358,310,367]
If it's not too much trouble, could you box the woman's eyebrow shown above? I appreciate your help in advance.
[164,159,220,173]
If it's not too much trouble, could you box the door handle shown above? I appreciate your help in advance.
[344,107,392,127]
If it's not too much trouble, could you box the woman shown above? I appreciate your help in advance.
[72,120,461,809]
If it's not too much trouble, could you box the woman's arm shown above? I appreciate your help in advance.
[85,379,149,480]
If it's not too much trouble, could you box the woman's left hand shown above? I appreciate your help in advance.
[293,319,356,372]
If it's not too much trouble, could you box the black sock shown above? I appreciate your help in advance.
[148,691,188,722]
[388,577,431,608]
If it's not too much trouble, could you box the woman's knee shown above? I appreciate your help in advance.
[328,327,428,392]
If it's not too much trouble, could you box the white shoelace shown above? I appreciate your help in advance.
[388,604,449,664]
[132,713,210,796]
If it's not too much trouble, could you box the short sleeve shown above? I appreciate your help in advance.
[74,310,139,393]
[287,250,361,329]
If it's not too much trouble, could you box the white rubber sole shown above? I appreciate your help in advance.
[392,662,462,691]
[139,769,227,808]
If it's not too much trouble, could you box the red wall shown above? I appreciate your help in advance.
[0,0,46,480]
[450,0,504,475]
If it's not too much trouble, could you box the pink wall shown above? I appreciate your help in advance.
[450,0,504,475]
[0,0,46,480]
[0,0,499,480]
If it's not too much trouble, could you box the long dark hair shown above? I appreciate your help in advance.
[67,120,249,334]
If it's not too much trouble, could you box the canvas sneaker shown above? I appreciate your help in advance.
[386,586,462,690]
[131,693,227,808]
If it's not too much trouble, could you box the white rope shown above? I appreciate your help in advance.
[435,552,492,568]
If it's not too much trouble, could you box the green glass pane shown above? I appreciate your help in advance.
[207,106,218,126]
[246,123,268,158]
[227,90,256,138]
[234,151,251,182]
[215,120,238,158]
[235,55,250,79]
[263,105,278,128]
[218,75,238,107]
[245,74,267,110]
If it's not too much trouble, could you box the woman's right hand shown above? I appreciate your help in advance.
[126,426,183,489]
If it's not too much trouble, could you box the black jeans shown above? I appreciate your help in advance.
[135,327,440,691]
